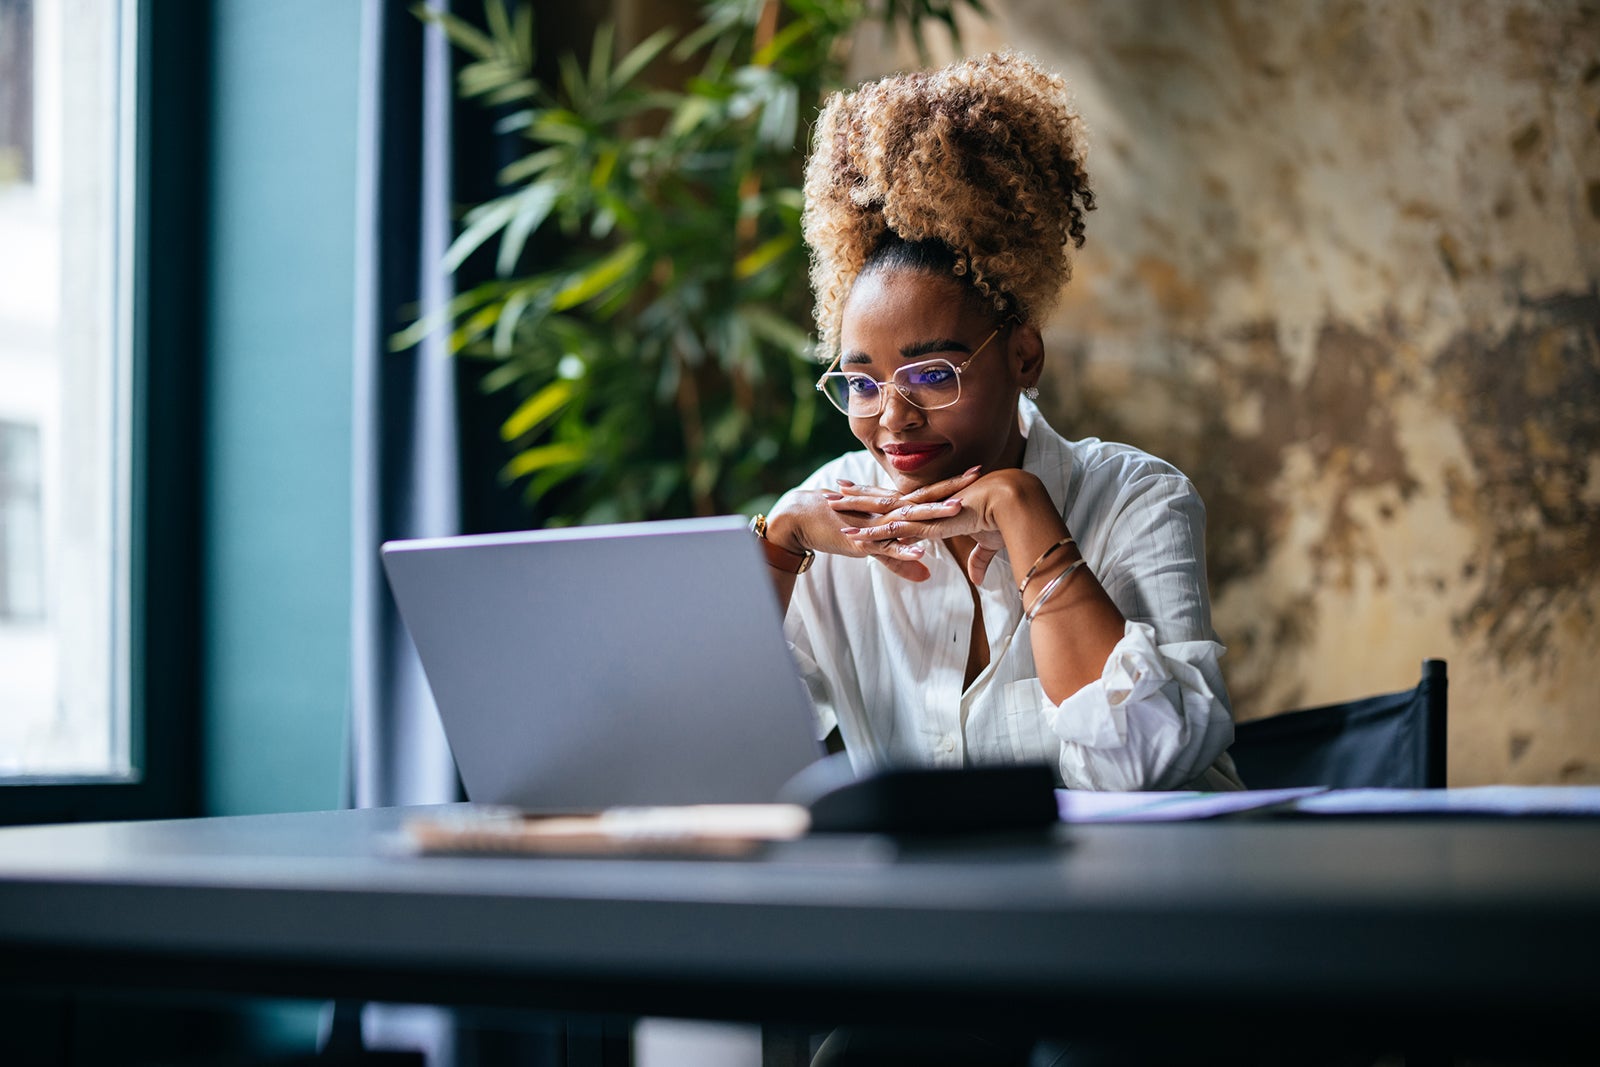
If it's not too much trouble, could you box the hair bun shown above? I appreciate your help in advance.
[803,51,1095,359]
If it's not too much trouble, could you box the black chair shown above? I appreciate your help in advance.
[1229,659,1448,789]
[1226,661,1453,1067]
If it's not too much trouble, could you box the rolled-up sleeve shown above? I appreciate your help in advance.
[1013,463,1239,791]
[1005,621,1236,790]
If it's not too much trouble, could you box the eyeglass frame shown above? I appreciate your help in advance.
[813,322,1010,418]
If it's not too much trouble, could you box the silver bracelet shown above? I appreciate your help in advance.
[1024,559,1087,623]
[1017,536,1075,598]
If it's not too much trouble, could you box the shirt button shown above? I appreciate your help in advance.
[941,735,957,754]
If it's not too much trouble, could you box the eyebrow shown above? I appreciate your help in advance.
[840,337,974,366]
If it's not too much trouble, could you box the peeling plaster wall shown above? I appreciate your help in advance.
[856,2,1600,784]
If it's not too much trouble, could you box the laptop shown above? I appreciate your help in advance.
[380,515,825,811]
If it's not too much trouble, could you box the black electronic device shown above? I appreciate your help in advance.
[783,756,1060,836]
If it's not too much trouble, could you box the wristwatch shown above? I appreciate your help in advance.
[749,513,815,574]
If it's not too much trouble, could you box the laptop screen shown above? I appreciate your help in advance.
[381,516,824,811]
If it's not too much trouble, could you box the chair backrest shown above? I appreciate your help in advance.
[1229,659,1448,789]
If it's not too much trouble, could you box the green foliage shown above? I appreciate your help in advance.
[402,0,980,525]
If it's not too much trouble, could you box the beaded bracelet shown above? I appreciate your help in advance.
[1016,536,1075,598]
[1025,559,1087,623]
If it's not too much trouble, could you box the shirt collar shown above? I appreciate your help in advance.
[1017,396,1075,518]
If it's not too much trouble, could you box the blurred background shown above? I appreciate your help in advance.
[927,2,1600,787]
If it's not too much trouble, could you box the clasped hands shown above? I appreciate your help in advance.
[778,466,1031,584]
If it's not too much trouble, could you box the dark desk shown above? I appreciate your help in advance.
[0,805,1597,1056]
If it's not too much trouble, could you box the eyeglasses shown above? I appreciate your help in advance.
[815,324,1005,419]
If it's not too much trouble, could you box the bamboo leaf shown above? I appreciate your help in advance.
[484,0,515,48]
[559,52,588,108]
[733,234,794,279]
[790,370,819,447]
[740,305,812,357]
[594,190,639,232]
[672,16,729,61]
[444,196,521,273]
[751,19,812,67]
[610,26,676,91]
[498,145,566,185]
[512,2,536,67]
[550,242,646,310]
[485,79,540,107]
[632,89,683,114]
[767,187,805,214]
[390,283,514,351]
[481,359,531,393]
[669,95,715,137]
[690,453,720,500]
[503,440,589,480]
[412,4,497,61]
[460,59,529,97]
[449,304,504,353]
[501,379,577,441]
[757,82,799,149]
[588,23,616,101]
[490,287,537,357]
[530,110,589,145]
[497,179,562,277]
[527,464,581,505]
[589,146,619,190]
[495,109,535,135]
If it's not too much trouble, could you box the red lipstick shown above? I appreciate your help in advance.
[881,441,947,473]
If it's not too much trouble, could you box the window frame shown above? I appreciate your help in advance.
[0,0,207,825]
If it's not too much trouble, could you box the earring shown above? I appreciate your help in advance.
[1024,386,1040,401]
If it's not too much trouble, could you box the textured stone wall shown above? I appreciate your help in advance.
[856,1,1600,784]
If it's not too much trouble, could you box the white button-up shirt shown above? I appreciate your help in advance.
[783,400,1242,792]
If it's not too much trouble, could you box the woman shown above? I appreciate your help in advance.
[754,51,1241,794]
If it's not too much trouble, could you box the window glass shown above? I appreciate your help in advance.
[0,0,131,778]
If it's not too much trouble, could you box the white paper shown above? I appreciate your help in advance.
[1055,786,1325,822]
[1291,786,1600,816]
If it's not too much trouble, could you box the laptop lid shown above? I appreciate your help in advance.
[380,515,824,810]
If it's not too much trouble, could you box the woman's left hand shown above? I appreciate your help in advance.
[829,468,1039,584]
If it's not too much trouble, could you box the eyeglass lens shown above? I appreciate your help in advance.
[819,359,961,417]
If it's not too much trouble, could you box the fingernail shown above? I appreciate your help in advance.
[905,544,925,556]
[822,491,844,500]
[837,479,855,487]
[964,465,982,475]
[839,526,860,535]
[948,497,963,506]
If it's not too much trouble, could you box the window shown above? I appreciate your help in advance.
[0,0,132,780]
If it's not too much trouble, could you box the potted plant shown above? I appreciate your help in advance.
[401,0,982,524]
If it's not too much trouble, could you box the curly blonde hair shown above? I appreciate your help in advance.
[802,51,1094,359]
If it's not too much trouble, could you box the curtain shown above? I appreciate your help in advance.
[344,1,462,1062]
[344,5,569,1064]
[350,0,461,815]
